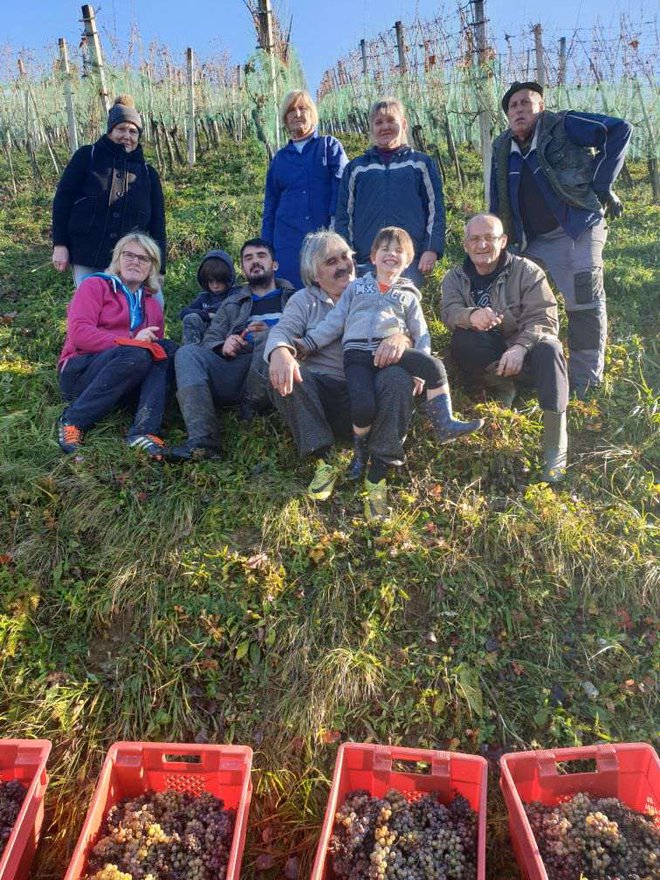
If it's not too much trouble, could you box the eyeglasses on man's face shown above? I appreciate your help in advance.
[467,234,503,244]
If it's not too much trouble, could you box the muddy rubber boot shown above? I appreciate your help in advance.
[425,392,484,444]
[168,385,222,461]
[348,433,370,481]
[542,410,568,483]
[483,372,516,407]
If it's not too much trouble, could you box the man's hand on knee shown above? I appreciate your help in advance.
[497,345,526,377]
[269,347,302,396]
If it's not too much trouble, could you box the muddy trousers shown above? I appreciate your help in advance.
[268,365,414,465]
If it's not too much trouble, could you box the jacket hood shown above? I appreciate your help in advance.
[196,250,236,288]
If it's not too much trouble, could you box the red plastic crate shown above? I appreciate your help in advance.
[0,738,52,880]
[63,741,253,880]
[311,742,488,880]
[500,742,660,880]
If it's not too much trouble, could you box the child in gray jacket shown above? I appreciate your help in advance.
[296,227,483,505]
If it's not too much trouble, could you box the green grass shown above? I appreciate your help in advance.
[0,137,658,879]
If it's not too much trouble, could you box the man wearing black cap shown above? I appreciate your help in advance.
[490,81,632,397]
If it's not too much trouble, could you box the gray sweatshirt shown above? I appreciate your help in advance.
[298,273,430,355]
[263,284,346,382]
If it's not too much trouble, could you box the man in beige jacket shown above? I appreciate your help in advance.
[441,213,569,482]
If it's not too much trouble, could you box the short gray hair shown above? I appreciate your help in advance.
[464,213,505,239]
[107,232,162,291]
[368,96,407,127]
[299,230,353,288]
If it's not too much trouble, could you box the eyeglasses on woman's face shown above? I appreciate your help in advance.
[121,250,152,266]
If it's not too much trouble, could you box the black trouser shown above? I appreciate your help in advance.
[450,329,568,413]
[344,348,447,429]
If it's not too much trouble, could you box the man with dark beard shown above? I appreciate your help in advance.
[170,238,294,460]
[264,230,415,515]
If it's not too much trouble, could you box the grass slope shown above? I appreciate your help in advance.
[0,137,658,879]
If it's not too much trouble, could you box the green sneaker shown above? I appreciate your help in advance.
[307,459,339,501]
[364,478,389,520]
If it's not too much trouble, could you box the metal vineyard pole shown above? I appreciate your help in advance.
[81,4,110,116]
[471,0,492,201]
[58,38,79,154]
[186,48,196,165]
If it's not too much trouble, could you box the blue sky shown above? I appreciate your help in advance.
[1,0,650,92]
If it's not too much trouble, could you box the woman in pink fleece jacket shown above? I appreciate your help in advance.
[57,232,176,459]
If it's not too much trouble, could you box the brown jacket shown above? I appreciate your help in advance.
[440,254,558,351]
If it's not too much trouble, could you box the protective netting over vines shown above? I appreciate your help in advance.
[0,43,304,156]
[316,9,659,162]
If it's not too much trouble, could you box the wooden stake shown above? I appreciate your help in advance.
[533,24,545,87]
[81,4,110,115]
[471,0,492,201]
[257,0,280,149]
[558,37,567,86]
[395,21,407,75]
[186,48,196,166]
[59,38,79,154]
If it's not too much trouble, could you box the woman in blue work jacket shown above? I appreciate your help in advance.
[261,90,348,290]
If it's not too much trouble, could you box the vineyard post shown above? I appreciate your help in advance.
[533,24,545,86]
[186,48,196,166]
[360,39,368,78]
[395,21,407,75]
[633,78,660,203]
[558,37,567,85]
[236,64,243,142]
[18,57,60,175]
[58,38,79,154]
[258,0,281,149]
[471,0,492,201]
[81,4,110,115]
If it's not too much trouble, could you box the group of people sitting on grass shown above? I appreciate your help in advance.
[52,83,632,518]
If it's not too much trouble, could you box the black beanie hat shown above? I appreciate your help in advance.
[107,95,143,134]
[501,81,544,113]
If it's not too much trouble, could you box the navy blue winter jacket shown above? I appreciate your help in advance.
[261,132,348,289]
[52,135,166,271]
[179,250,238,322]
[335,145,445,265]
[490,110,632,243]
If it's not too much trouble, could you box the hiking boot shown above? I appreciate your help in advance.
[348,434,369,481]
[425,392,484,444]
[307,459,339,501]
[58,417,84,454]
[364,478,389,520]
[126,433,167,461]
